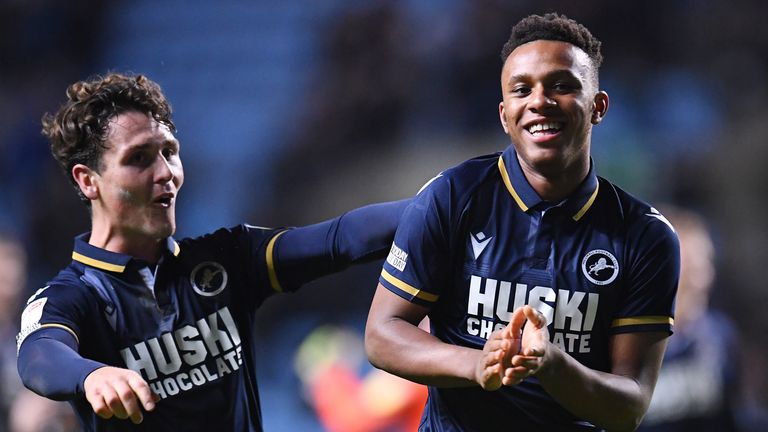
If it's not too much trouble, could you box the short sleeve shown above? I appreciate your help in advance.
[379,174,452,308]
[611,212,681,335]
[16,284,92,353]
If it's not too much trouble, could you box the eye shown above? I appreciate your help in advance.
[129,152,149,166]
[511,86,531,96]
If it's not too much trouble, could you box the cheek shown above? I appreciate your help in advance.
[116,187,141,205]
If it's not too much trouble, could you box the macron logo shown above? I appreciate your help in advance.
[470,232,493,260]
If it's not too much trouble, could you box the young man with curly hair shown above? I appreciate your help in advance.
[17,73,408,431]
[366,13,680,431]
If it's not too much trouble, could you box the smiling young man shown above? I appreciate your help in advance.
[16,73,408,431]
[365,13,680,431]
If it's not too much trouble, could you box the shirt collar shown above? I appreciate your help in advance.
[71,233,181,273]
[498,146,600,221]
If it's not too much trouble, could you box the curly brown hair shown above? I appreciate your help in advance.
[501,13,603,84]
[41,73,175,204]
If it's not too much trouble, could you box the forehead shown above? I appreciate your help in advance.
[105,111,176,151]
[502,40,593,81]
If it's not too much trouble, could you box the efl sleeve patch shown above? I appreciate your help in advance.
[17,298,47,353]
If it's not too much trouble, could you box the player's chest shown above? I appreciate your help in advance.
[454,206,626,321]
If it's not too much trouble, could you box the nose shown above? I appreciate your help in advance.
[155,153,175,184]
[529,85,557,113]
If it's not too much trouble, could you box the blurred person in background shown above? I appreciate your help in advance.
[0,232,76,432]
[366,13,680,431]
[293,324,427,432]
[15,72,408,431]
[0,232,27,430]
[638,206,741,432]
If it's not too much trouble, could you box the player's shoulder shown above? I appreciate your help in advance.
[417,152,502,198]
[599,178,677,240]
[178,224,281,254]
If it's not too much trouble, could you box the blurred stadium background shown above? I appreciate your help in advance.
[1,0,767,430]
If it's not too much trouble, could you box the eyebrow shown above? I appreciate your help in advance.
[508,69,580,84]
[121,139,180,157]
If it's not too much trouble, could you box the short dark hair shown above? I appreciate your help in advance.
[41,73,175,204]
[501,13,603,77]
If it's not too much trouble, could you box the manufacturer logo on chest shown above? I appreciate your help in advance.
[581,249,619,285]
[190,262,228,296]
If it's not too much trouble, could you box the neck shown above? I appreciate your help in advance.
[518,154,590,202]
[89,224,163,264]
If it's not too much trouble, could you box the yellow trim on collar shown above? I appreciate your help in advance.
[172,241,181,256]
[39,323,80,344]
[572,183,600,221]
[498,157,528,212]
[71,251,126,273]
[381,269,439,303]
[611,316,674,328]
[266,231,288,293]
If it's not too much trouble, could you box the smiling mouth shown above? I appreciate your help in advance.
[525,122,563,136]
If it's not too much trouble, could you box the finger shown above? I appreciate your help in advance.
[481,364,502,390]
[483,337,507,354]
[128,375,157,412]
[501,366,531,386]
[113,380,144,424]
[102,387,129,420]
[524,306,547,328]
[506,307,528,338]
[512,357,541,370]
[86,391,114,420]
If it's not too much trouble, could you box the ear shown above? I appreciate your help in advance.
[72,164,99,201]
[499,101,510,133]
[591,91,609,125]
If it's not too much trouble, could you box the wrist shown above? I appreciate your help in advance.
[535,341,558,380]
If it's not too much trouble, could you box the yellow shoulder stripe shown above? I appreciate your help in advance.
[611,316,674,328]
[381,269,439,303]
[266,230,288,293]
[497,157,528,212]
[71,252,126,273]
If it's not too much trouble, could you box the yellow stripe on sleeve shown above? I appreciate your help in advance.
[498,157,528,212]
[381,269,439,303]
[71,252,126,273]
[39,323,80,345]
[611,316,674,328]
[266,230,288,293]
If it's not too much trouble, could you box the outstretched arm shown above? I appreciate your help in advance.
[274,199,410,288]
[18,328,157,424]
[504,306,668,432]
[365,285,528,389]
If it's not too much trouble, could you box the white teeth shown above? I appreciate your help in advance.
[528,122,562,134]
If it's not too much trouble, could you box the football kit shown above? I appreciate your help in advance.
[380,147,680,431]
[18,200,408,431]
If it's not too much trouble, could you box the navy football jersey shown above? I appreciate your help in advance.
[379,147,680,431]
[17,225,294,431]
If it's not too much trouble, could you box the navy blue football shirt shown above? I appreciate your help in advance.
[18,226,283,431]
[16,199,408,431]
[379,146,680,431]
